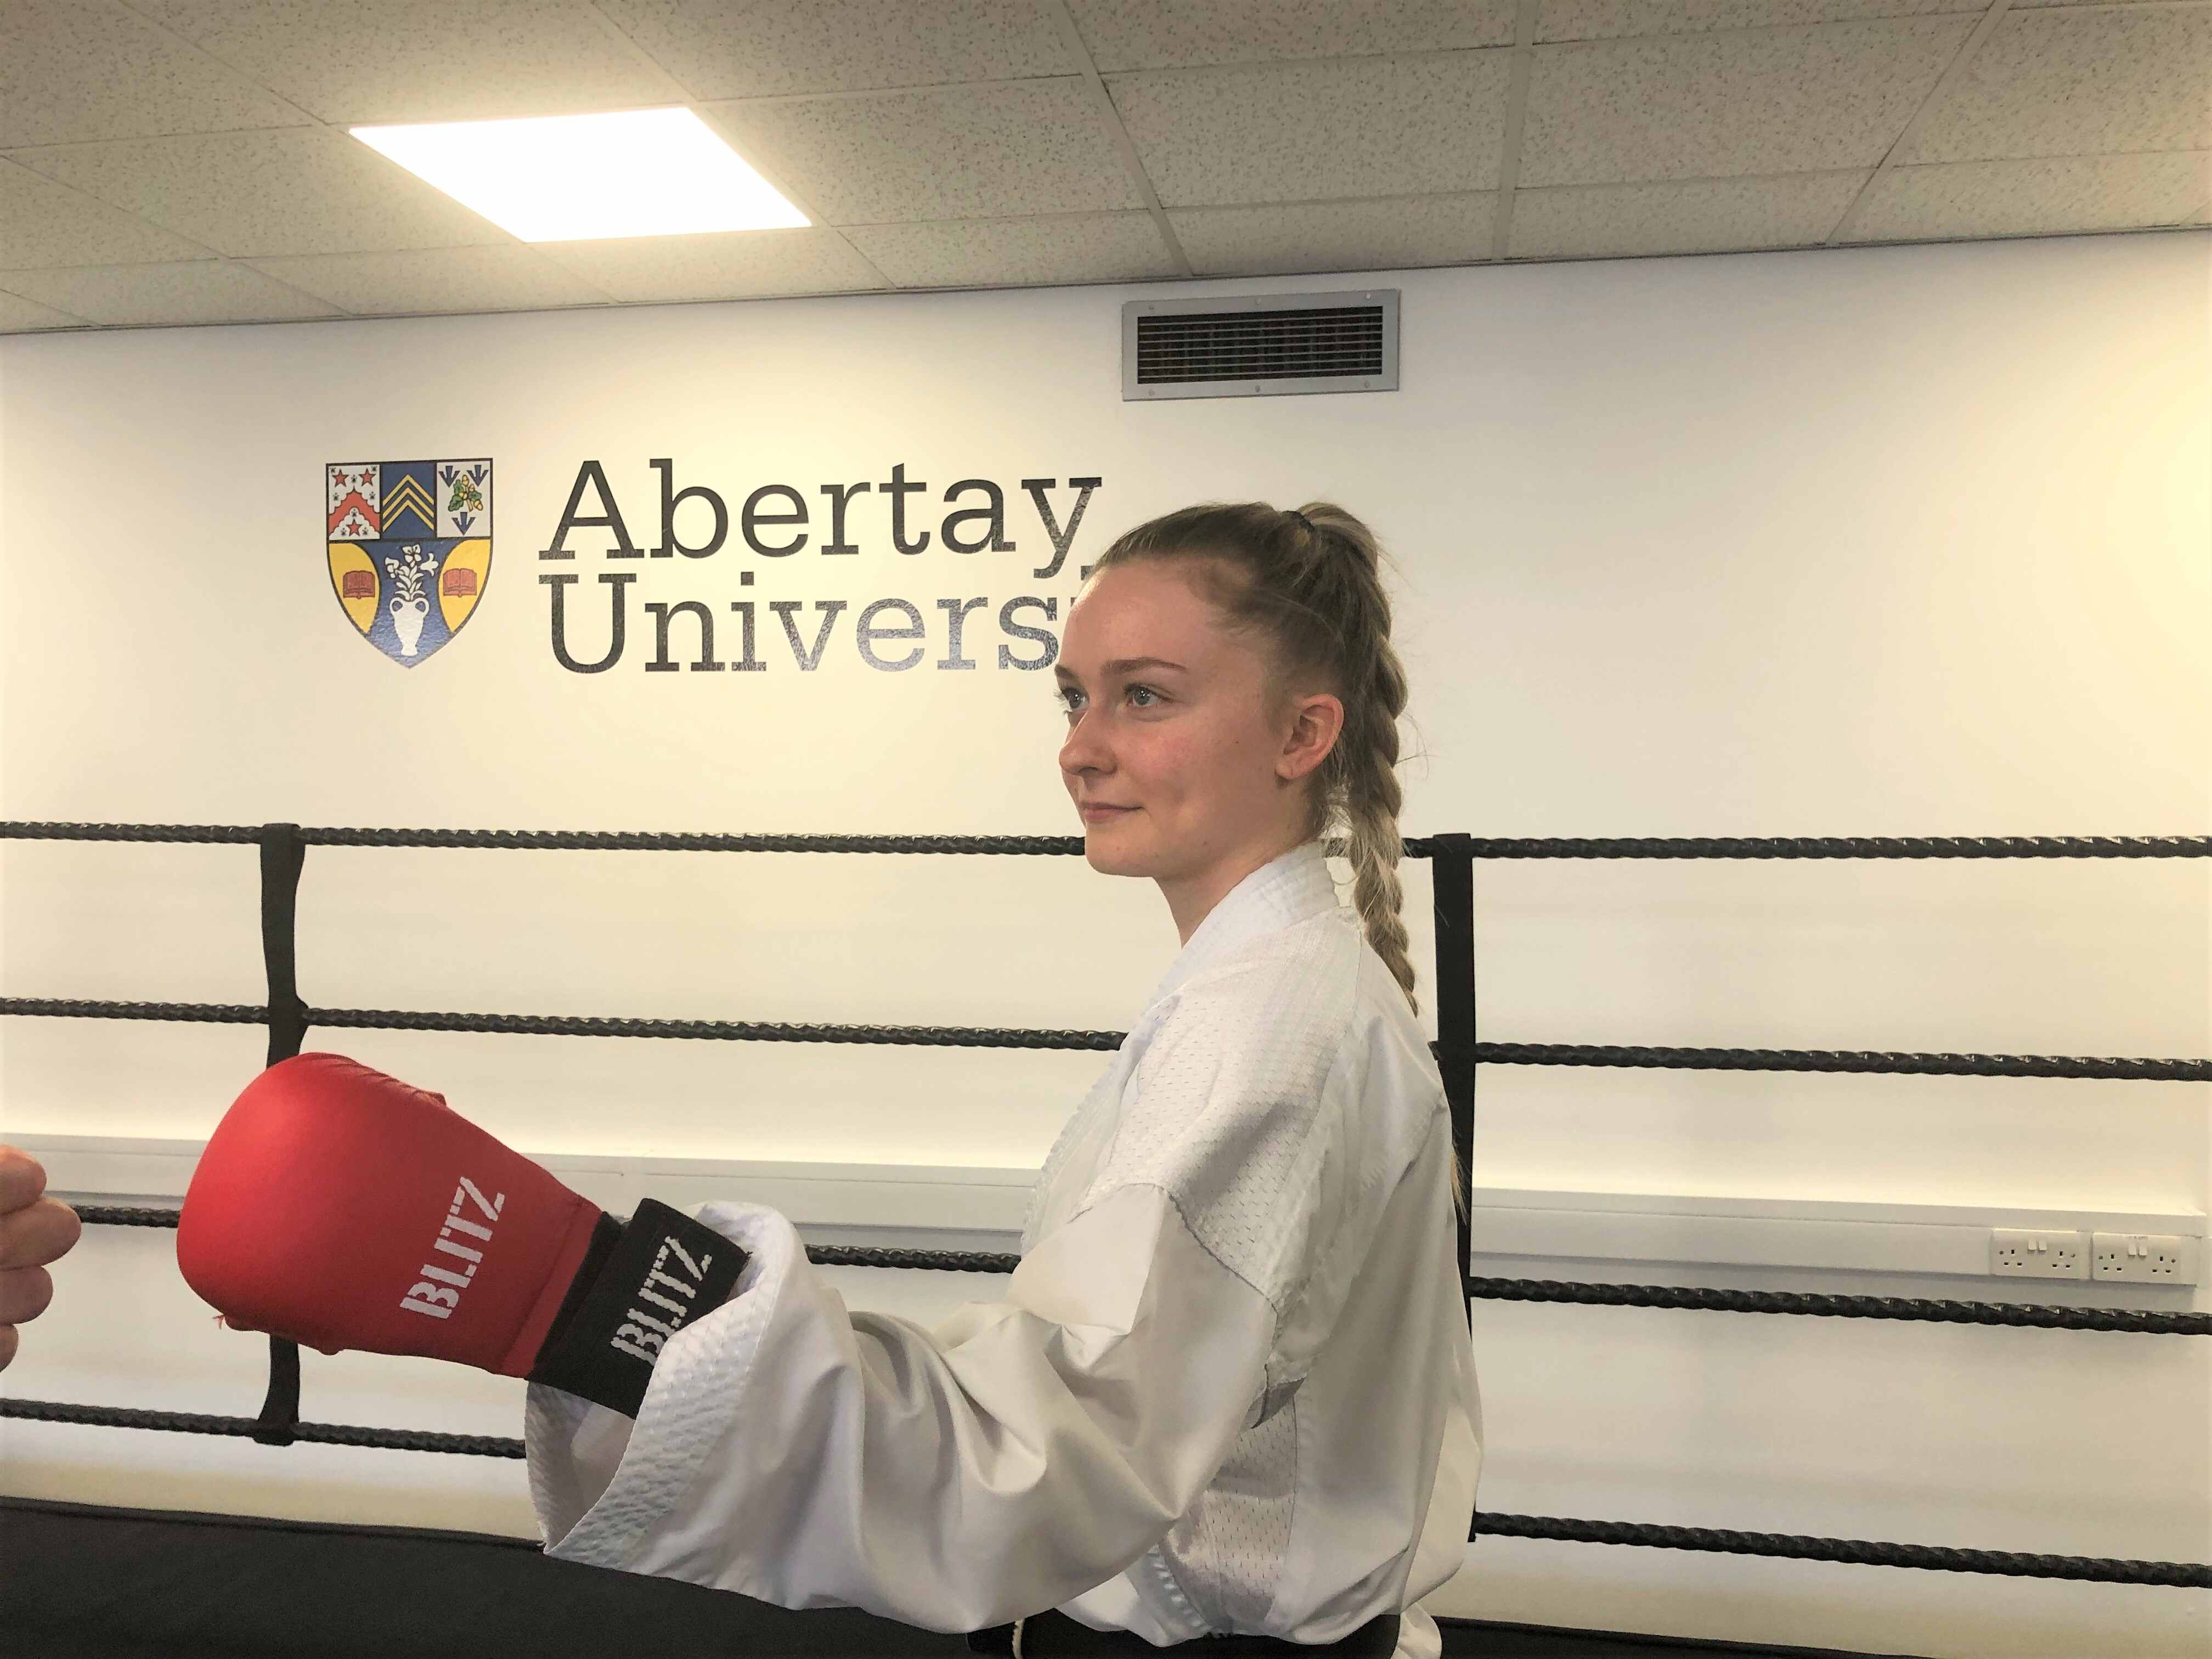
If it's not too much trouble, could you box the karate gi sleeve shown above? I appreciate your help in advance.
[522,1180,1282,1632]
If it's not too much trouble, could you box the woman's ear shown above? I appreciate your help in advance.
[1278,692,1343,782]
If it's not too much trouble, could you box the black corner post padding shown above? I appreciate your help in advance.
[252,822,309,1446]
[258,823,308,1070]
[1427,831,1476,1330]
[253,1334,301,1448]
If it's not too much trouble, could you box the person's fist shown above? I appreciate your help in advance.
[0,1148,82,1372]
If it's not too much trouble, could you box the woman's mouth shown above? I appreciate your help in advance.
[1080,803,1135,822]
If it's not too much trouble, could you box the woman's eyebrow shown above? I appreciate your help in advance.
[1053,656,1188,681]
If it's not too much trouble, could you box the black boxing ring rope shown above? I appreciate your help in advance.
[1,820,2206,1595]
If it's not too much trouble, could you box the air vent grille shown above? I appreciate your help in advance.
[1137,306,1383,383]
[1122,290,1398,400]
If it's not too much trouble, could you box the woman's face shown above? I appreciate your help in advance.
[1054,558,1340,902]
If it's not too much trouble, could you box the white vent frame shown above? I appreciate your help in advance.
[1121,289,1399,401]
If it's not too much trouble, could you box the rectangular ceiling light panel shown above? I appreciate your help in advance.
[350,106,809,241]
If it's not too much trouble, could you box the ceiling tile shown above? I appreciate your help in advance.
[127,0,679,126]
[0,0,307,148]
[532,227,885,303]
[843,211,1176,288]
[703,81,1139,224]
[4,127,511,258]
[0,259,342,326]
[0,156,211,266]
[1509,170,1869,258]
[1895,7,2212,165]
[1536,0,1976,44]
[1107,53,1515,206]
[243,244,614,316]
[1849,150,2212,241]
[0,286,88,331]
[1168,193,1497,274]
[1519,15,1974,187]
[1066,0,1516,72]
[595,0,1073,98]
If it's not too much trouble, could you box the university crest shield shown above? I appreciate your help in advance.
[327,459,493,666]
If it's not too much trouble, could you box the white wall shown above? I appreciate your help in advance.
[2,229,2207,1657]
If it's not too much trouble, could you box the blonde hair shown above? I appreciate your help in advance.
[1085,500,1468,1220]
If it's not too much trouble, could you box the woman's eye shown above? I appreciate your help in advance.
[1054,684,1163,715]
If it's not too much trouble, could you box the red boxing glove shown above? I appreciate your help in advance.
[176,1052,746,1417]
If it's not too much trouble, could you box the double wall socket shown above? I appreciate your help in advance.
[2091,1232,2199,1283]
[1991,1229,2087,1278]
[1990,1228,2200,1283]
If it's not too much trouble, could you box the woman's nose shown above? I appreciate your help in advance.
[1058,708,1108,772]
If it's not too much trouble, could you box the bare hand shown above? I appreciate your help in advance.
[0,1148,82,1371]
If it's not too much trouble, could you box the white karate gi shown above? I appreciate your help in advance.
[525,837,1482,1656]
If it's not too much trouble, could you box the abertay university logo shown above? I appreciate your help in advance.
[326,459,494,666]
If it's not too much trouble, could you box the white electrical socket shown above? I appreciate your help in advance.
[2091,1232,2200,1284]
[1990,1228,2089,1278]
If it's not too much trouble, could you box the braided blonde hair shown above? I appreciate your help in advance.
[1085,500,1467,1220]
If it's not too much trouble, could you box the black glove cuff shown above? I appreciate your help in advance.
[527,1197,749,1418]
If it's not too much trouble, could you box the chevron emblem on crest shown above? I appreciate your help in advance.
[382,472,438,535]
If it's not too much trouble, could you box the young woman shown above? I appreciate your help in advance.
[177,501,1482,1658]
